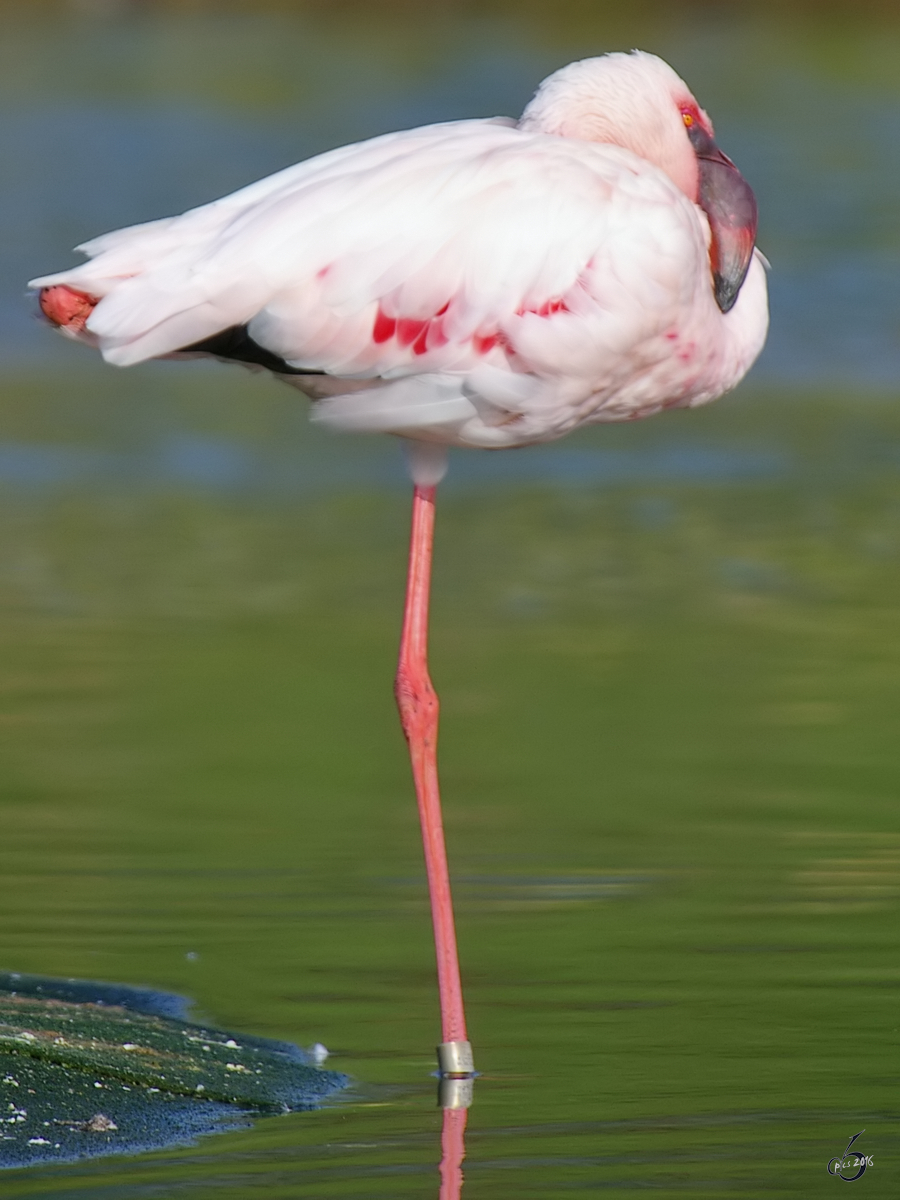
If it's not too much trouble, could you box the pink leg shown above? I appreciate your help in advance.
[395,483,470,1055]
[38,285,98,333]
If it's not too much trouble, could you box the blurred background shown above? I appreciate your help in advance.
[1,1,899,1196]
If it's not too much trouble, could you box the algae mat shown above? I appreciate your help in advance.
[0,971,347,1169]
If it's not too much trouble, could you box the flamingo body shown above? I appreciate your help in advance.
[30,52,769,1077]
[30,53,767,449]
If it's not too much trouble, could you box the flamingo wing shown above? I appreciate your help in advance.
[30,119,746,447]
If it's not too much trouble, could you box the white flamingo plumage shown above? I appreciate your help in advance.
[30,51,768,1092]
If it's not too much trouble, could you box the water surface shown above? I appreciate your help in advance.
[1,3,899,1196]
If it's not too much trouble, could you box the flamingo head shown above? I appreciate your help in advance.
[519,52,758,313]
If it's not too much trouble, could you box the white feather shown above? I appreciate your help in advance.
[30,53,768,450]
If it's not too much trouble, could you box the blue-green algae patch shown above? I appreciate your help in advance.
[0,971,347,1169]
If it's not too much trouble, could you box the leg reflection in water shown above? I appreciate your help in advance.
[438,1077,473,1200]
[440,1108,468,1200]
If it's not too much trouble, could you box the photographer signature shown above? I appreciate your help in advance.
[827,1131,873,1181]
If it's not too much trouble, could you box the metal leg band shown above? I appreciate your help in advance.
[437,1040,475,1077]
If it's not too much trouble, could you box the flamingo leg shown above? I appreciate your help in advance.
[395,482,473,1070]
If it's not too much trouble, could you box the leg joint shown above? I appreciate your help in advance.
[395,660,439,744]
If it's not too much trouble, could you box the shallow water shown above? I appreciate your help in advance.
[1,3,900,1196]
[1,376,898,1196]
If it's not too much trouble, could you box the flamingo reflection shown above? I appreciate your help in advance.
[438,1076,472,1200]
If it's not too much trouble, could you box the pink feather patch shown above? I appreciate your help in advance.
[373,307,397,343]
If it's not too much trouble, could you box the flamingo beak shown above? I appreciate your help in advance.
[687,124,758,314]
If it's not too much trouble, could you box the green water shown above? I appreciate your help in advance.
[0,367,898,1195]
[2,0,900,1193]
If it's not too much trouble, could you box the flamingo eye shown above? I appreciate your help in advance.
[682,110,695,128]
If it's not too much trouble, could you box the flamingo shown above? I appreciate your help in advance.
[29,51,768,1096]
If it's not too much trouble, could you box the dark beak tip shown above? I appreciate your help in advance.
[697,153,758,315]
[714,274,741,314]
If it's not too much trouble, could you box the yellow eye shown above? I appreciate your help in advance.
[682,112,694,128]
